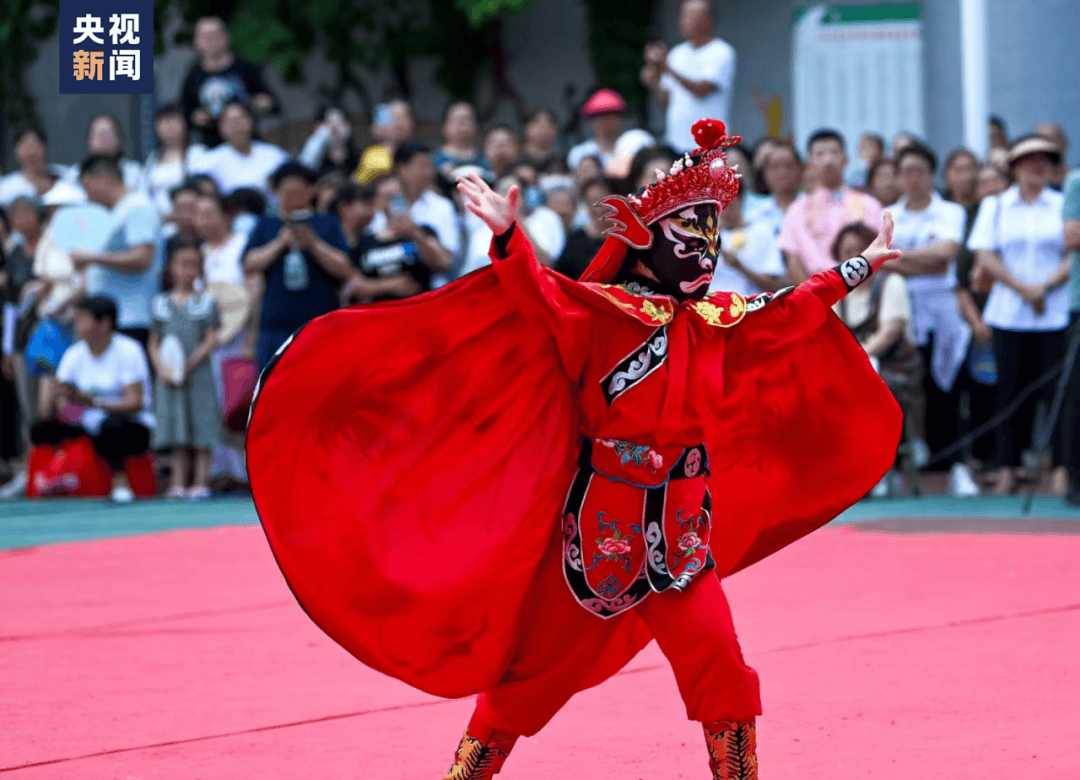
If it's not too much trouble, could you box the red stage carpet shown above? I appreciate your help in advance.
[2,524,1077,778]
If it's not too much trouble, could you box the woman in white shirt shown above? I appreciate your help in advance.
[62,115,143,191]
[139,104,208,217]
[0,125,68,206]
[968,135,1072,494]
[833,222,925,496]
[32,295,153,501]
[191,100,288,196]
[194,191,255,483]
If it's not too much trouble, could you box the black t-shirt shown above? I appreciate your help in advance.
[555,228,606,280]
[953,202,987,312]
[180,57,279,147]
[353,231,432,303]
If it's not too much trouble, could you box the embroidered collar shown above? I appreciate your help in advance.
[580,280,747,329]
[619,273,672,298]
[583,282,675,325]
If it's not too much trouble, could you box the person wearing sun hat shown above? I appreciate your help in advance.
[968,133,1072,495]
[247,118,904,778]
[566,88,655,175]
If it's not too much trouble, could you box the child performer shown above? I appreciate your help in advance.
[247,120,903,778]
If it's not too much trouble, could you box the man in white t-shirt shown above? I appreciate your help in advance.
[71,155,164,348]
[885,142,979,494]
[641,0,736,153]
[31,295,154,501]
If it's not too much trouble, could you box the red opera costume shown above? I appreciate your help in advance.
[246,120,902,779]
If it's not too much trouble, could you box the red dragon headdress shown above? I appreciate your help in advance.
[579,118,742,285]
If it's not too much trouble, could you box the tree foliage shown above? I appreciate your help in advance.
[156,0,424,116]
[152,0,657,119]
[453,0,534,27]
[582,0,657,112]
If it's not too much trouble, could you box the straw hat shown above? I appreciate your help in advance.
[1006,134,1062,167]
[206,281,250,346]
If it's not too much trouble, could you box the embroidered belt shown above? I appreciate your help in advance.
[579,437,710,489]
[562,437,714,619]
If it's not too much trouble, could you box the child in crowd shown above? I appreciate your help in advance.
[148,238,223,499]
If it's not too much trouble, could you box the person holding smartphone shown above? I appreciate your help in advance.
[342,176,435,305]
[242,162,353,369]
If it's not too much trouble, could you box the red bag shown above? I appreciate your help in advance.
[123,452,158,497]
[26,438,157,498]
[26,436,112,498]
[221,356,259,434]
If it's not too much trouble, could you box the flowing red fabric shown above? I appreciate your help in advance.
[247,266,900,701]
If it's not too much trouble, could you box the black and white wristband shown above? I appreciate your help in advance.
[835,255,873,291]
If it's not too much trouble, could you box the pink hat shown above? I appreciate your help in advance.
[580,89,626,117]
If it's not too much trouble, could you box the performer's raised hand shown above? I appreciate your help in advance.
[458,173,517,236]
[863,211,901,271]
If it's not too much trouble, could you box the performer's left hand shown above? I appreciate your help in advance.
[863,211,901,272]
[458,173,517,236]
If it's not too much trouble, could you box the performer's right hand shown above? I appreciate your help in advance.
[458,173,517,236]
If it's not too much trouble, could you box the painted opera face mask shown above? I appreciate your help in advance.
[644,202,721,301]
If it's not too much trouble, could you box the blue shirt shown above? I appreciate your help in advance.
[246,213,348,334]
[85,191,163,329]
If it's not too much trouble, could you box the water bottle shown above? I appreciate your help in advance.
[283,249,309,292]
[967,341,998,386]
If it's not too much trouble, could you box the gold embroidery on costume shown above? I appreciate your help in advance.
[586,284,675,326]
[690,293,746,328]
[641,299,671,324]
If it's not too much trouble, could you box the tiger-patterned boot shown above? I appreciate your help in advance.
[441,726,518,779]
[703,720,758,780]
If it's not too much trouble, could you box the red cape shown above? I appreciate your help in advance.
[247,263,901,700]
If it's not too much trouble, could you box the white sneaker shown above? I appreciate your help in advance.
[911,439,931,469]
[949,463,980,497]
[0,471,27,499]
[110,485,135,503]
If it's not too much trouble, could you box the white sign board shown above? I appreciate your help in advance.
[792,4,924,151]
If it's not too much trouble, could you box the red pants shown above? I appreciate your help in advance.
[471,568,761,738]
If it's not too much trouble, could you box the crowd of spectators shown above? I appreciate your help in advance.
[1,6,1079,505]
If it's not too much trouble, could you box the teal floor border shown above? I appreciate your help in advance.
[0,497,260,551]
[835,495,1080,522]
[1,495,1078,551]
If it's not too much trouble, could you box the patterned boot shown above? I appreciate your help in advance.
[441,727,518,779]
[703,720,758,780]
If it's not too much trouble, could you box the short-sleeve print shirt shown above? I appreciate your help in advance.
[779,187,883,276]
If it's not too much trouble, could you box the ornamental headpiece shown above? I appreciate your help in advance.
[599,118,742,250]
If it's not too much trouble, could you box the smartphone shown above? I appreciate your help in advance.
[389,195,410,217]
